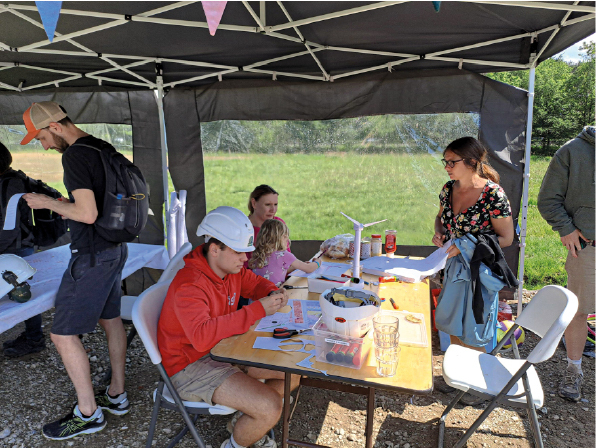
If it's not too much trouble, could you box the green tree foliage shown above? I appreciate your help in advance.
[487,42,595,155]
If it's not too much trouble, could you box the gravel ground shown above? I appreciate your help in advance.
[0,290,593,448]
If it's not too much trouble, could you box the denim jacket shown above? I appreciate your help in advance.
[435,234,506,347]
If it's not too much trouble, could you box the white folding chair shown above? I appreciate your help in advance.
[438,285,578,448]
[132,281,236,448]
[121,242,193,321]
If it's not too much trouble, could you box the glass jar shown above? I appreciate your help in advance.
[385,230,397,257]
[349,240,356,258]
[371,234,383,257]
[361,238,371,259]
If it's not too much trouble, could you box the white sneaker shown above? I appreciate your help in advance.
[252,434,277,448]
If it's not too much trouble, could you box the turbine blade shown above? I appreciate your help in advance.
[340,212,360,225]
[363,219,388,227]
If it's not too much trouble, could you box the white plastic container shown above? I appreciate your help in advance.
[319,287,381,337]
[307,275,349,294]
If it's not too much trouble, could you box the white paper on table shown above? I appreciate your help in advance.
[361,240,452,283]
[2,193,25,230]
[254,299,322,334]
[290,261,350,278]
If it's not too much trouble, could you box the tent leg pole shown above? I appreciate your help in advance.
[156,68,170,246]
[517,56,536,317]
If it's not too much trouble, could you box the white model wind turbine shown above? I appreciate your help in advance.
[341,212,387,279]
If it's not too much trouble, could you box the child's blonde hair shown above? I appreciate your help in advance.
[249,219,289,270]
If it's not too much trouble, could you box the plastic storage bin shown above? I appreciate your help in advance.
[307,275,350,293]
[313,317,370,369]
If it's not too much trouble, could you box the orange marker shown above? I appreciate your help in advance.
[389,298,398,310]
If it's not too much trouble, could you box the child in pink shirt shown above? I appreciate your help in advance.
[249,219,320,287]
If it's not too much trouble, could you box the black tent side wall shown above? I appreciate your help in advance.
[163,89,207,247]
[165,69,527,274]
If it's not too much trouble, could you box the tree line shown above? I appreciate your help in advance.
[487,42,595,155]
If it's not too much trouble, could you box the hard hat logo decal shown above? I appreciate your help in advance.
[248,236,253,246]
[335,317,346,323]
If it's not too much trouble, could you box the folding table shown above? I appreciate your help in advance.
[211,260,433,448]
[0,242,170,334]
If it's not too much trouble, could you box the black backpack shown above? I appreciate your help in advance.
[0,170,67,248]
[77,141,149,243]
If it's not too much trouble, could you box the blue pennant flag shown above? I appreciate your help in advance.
[432,1,441,12]
[35,1,62,42]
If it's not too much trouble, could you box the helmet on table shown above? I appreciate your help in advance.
[0,254,36,303]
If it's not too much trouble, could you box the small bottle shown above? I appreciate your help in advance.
[371,234,383,257]
[385,230,397,257]
[108,194,127,229]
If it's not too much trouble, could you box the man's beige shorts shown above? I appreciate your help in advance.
[170,355,242,406]
[566,245,595,314]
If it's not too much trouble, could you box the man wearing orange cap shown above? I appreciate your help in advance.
[20,102,130,440]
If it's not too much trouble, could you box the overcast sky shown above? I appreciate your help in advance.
[555,33,595,63]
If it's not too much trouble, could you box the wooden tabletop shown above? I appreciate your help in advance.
[211,257,433,394]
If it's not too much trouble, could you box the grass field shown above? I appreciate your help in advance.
[11,151,563,289]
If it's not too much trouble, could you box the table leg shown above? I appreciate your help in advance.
[282,372,291,448]
[365,387,375,448]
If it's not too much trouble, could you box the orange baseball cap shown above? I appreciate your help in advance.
[21,101,67,145]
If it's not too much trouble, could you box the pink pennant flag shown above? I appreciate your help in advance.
[201,1,227,36]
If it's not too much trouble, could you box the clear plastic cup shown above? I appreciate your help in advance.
[373,314,399,347]
[375,345,400,377]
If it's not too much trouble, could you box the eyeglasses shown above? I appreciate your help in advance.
[441,158,465,168]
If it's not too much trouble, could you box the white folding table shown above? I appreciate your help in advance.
[0,243,170,334]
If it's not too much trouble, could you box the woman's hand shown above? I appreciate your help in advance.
[446,244,461,259]
[432,232,446,247]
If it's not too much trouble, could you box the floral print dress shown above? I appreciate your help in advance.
[440,180,512,240]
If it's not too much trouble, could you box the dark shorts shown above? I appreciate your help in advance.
[51,244,128,336]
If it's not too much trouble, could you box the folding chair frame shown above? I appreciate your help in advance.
[438,323,544,448]
[146,363,214,448]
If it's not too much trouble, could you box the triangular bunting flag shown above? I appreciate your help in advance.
[201,1,227,36]
[35,1,62,42]
[432,1,441,12]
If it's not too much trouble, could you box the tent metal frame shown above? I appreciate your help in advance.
[0,1,594,312]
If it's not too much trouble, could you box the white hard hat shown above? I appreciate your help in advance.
[0,254,36,298]
[319,287,380,337]
[197,206,255,252]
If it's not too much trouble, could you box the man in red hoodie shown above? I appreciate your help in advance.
[158,206,298,448]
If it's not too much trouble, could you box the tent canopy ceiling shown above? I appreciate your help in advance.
[0,1,593,91]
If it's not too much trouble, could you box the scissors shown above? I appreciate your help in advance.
[273,327,309,339]
[282,285,308,290]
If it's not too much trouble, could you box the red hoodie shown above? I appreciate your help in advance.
[157,245,277,377]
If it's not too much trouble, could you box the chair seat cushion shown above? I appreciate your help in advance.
[154,386,237,415]
[442,345,544,407]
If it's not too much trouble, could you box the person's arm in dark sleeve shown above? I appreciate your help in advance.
[537,149,575,237]
[0,178,29,253]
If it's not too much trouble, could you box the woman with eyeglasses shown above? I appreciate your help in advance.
[433,137,514,255]
[432,137,516,365]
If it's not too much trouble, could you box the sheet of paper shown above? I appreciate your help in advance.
[289,261,350,278]
[361,240,452,283]
[2,193,25,230]
[254,310,292,332]
[255,299,322,333]
[289,299,322,332]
